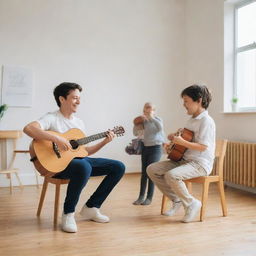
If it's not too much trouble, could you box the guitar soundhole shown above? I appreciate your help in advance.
[70,140,79,149]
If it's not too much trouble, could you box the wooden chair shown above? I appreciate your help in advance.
[161,139,228,221]
[37,176,69,227]
[0,130,23,193]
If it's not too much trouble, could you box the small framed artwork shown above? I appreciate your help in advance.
[1,65,33,107]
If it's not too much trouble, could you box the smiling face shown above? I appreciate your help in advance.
[182,95,203,117]
[59,89,81,114]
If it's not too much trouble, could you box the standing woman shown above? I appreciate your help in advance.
[133,102,165,205]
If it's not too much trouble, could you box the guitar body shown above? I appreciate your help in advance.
[30,128,88,177]
[167,128,194,162]
[133,116,144,126]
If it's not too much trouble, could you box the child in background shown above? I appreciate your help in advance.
[133,102,165,205]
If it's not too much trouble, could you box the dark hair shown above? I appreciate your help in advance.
[53,82,82,107]
[181,84,212,109]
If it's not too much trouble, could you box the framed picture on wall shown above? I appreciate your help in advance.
[1,65,33,107]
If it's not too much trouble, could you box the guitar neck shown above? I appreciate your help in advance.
[77,131,108,145]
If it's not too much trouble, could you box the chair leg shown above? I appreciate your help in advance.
[218,180,227,217]
[37,179,48,217]
[9,173,13,194]
[161,195,169,215]
[200,181,209,221]
[185,181,192,193]
[14,172,23,188]
[54,183,61,227]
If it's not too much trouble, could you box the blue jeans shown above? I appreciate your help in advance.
[54,157,125,214]
[139,144,162,199]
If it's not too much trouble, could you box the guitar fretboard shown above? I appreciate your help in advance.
[76,132,108,145]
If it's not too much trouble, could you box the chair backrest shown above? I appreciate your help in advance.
[214,139,228,177]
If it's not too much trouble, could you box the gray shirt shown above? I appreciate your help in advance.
[133,116,165,146]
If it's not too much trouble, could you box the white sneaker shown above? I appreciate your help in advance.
[182,199,202,223]
[163,201,182,216]
[80,206,110,223]
[61,212,77,233]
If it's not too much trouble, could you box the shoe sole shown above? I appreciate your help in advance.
[80,212,109,223]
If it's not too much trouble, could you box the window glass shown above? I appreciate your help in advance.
[236,48,256,108]
[237,2,256,47]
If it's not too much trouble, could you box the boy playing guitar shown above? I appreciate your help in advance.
[147,85,216,223]
[24,82,125,233]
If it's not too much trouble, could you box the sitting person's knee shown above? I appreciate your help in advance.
[74,166,91,179]
[112,160,126,176]
[146,163,157,176]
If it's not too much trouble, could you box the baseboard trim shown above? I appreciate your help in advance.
[225,181,256,194]
[0,172,43,187]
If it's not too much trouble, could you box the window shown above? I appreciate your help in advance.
[234,0,256,111]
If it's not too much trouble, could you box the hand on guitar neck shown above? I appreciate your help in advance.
[166,128,194,161]
[86,130,116,156]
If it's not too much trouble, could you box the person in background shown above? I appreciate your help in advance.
[147,85,215,223]
[133,102,165,205]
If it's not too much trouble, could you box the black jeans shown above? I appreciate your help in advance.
[139,144,162,199]
[54,157,125,214]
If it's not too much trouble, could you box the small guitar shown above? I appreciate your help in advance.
[29,126,125,177]
[133,116,144,126]
[166,128,194,161]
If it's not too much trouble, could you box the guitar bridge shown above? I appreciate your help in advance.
[52,142,61,158]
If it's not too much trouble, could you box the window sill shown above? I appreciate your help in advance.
[222,111,256,114]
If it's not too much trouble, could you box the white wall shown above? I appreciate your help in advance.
[185,0,255,143]
[0,0,186,186]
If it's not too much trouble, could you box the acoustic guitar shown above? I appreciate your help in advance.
[166,128,194,161]
[133,116,144,126]
[29,126,125,177]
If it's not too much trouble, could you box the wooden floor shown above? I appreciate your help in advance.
[0,173,256,256]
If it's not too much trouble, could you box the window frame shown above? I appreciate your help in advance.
[233,0,256,112]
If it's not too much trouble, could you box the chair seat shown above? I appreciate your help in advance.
[0,168,19,174]
[185,175,220,183]
[46,177,70,185]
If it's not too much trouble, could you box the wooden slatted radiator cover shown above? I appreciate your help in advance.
[212,141,256,192]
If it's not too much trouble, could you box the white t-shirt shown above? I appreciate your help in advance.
[183,110,216,175]
[37,110,85,133]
